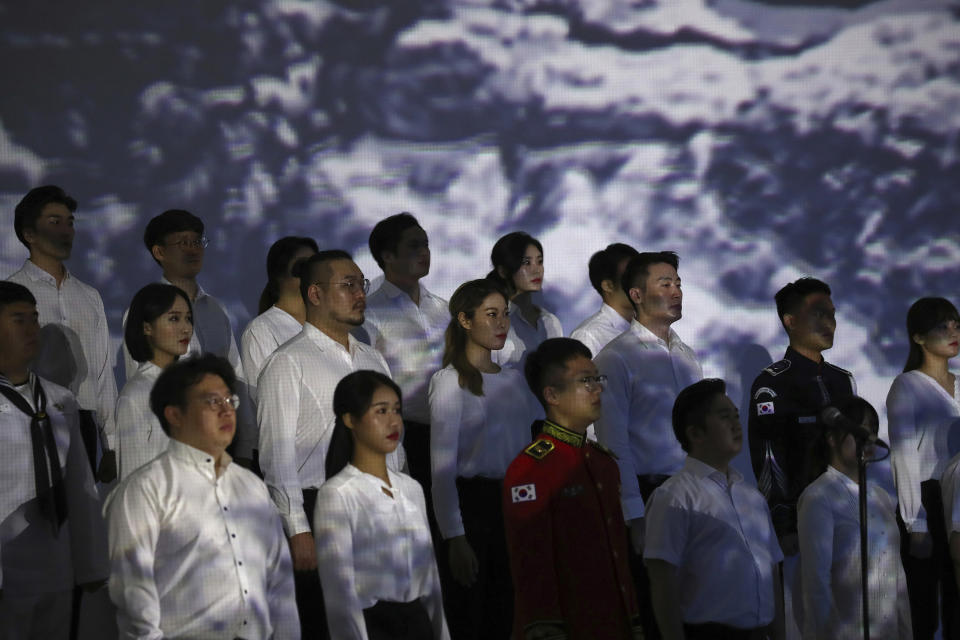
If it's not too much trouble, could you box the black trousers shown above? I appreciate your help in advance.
[439,477,513,640]
[296,488,329,640]
[363,600,433,640]
[77,409,98,474]
[404,420,437,535]
[897,479,958,640]
[630,474,671,640]
[684,622,769,640]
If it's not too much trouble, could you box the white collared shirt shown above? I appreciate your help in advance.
[7,260,117,428]
[644,456,783,629]
[257,323,403,537]
[887,369,960,532]
[240,305,303,405]
[111,361,168,480]
[0,375,108,594]
[570,303,632,358]
[494,301,563,368]
[428,365,541,539]
[357,280,449,424]
[121,279,257,457]
[593,319,703,520]
[798,466,911,640]
[104,440,299,640]
[314,464,449,640]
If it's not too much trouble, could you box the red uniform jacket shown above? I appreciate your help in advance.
[503,420,639,639]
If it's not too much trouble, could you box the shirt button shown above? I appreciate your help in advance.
[238,561,243,566]
[224,506,228,511]
[597,483,603,490]
[232,533,237,538]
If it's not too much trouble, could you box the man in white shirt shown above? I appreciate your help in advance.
[0,281,109,639]
[593,251,702,639]
[105,353,298,639]
[645,379,784,640]
[125,209,256,464]
[8,185,118,479]
[570,242,639,357]
[258,250,399,640]
[357,212,448,504]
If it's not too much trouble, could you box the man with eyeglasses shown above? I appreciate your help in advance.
[7,185,118,480]
[104,353,298,639]
[121,208,257,466]
[257,250,403,640]
[593,251,702,640]
[503,338,642,640]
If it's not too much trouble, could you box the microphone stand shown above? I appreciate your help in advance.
[856,437,869,640]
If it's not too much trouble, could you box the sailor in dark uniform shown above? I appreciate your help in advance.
[748,278,856,555]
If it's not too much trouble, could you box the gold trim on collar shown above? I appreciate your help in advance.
[542,420,585,448]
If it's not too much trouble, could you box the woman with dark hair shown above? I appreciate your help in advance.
[427,279,541,640]
[240,236,318,402]
[112,283,193,479]
[314,370,448,640]
[797,396,911,639]
[886,296,960,639]
[486,231,562,367]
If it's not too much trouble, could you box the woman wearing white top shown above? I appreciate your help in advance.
[798,396,912,639]
[314,370,448,640]
[887,296,960,640]
[113,284,193,479]
[428,279,540,640]
[487,232,562,367]
[240,235,318,403]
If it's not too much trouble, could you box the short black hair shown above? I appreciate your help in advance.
[294,249,354,302]
[0,281,37,313]
[620,251,680,301]
[369,212,421,270]
[524,337,593,408]
[125,284,193,363]
[143,209,205,257]
[672,378,726,452]
[588,243,640,296]
[774,277,831,329]
[150,353,236,435]
[14,185,77,248]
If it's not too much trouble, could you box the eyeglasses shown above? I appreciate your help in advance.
[314,278,370,295]
[577,375,607,392]
[166,236,209,250]
[198,394,240,412]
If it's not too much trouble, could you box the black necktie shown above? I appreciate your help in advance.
[0,374,68,534]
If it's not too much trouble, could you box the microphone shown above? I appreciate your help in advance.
[820,406,890,450]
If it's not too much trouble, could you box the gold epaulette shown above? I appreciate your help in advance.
[524,439,555,460]
[588,439,617,459]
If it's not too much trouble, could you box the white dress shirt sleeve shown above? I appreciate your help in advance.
[105,476,165,640]
[91,290,118,431]
[642,486,686,565]
[797,481,840,640]
[886,375,927,532]
[240,323,271,404]
[258,353,311,537]
[314,485,369,640]
[264,490,300,639]
[429,370,467,539]
[594,348,645,520]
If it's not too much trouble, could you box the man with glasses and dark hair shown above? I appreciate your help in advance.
[121,208,257,465]
[7,185,118,479]
[257,250,403,639]
[105,353,298,639]
[503,338,642,640]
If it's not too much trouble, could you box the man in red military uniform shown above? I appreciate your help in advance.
[503,337,643,640]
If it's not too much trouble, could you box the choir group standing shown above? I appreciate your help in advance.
[1,184,958,640]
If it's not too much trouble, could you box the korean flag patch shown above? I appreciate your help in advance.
[757,401,775,416]
[511,484,537,503]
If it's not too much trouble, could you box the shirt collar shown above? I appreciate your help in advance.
[135,360,163,379]
[541,419,587,448]
[160,276,208,301]
[167,439,232,481]
[600,303,632,329]
[824,464,858,491]
[303,321,356,354]
[20,259,70,286]
[630,319,682,349]
[784,346,825,373]
[683,455,743,486]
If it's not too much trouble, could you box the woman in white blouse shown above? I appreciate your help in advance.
[887,296,960,640]
[314,370,448,640]
[113,283,192,479]
[798,396,911,639]
[240,235,318,404]
[486,231,562,367]
[428,279,541,640]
